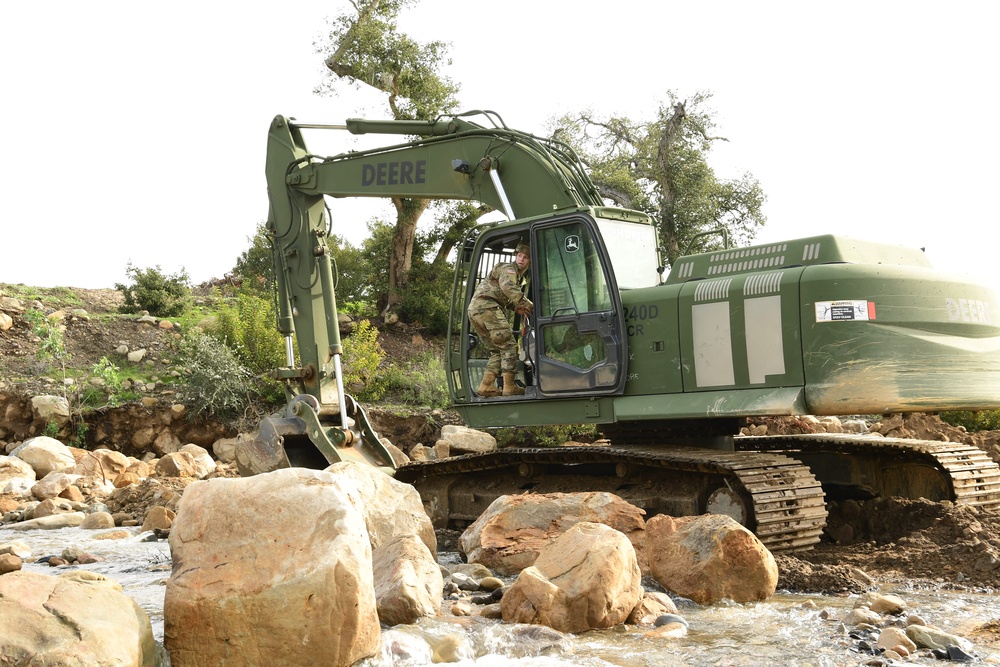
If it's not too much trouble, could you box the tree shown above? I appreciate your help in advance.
[316,0,460,313]
[553,91,766,266]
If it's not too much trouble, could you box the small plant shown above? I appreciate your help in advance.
[23,308,66,361]
[116,263,191,317]
[44,420,60,438]
[74,422,90,448]
[80,357,142,408]
[494,423,598,448]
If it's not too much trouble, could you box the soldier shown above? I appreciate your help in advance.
[467,243,533,397]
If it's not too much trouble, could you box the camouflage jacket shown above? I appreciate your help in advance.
[468,262,532,312]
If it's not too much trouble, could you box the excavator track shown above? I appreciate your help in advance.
[396,446,828,553]
[737,434,1000,510]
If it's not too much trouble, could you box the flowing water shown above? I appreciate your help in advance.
[5,524,1000,667]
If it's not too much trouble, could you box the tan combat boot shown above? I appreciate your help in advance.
[502,372,525,396]
[476,371,501,397]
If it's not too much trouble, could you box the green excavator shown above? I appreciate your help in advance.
[235,110,1000,552]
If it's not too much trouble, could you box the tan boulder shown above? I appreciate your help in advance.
[373,532,443,626]
[646,514,778,605]
[156,451,198,478]
[501,522,641,633]
[0,570,154,666]
[141,505,175,532]
[164,468,379,667]
[436,424,497,454]
[13,436,75,477]
[31,471,75,500]
[460,491,646,575]
[627,591,679,625]
[74,448,131,479]
[0,455,36,485]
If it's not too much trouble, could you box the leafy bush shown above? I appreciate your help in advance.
[209,291,285,376]
[342,320,385,400]
[397,261,454,335]
[178,330,254,418]
[940,410,1000,433]
[115,263,191,317]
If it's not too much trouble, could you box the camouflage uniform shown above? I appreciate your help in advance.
[468,261,533,374]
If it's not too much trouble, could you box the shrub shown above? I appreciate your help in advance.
[494,423,598,448]
[115,263,191,317]
[178,330,253,418]
[79,357,142,408]
[940,410,1000,433]
[209,291,285,376]
[23,308,65,361]
[379,351,449,408]
[397,262,454,335]
[342,319,385,400]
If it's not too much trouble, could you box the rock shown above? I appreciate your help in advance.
[10,512,86,530]
[163,468,380,667]
[868,593,906,615]
[628,591,679,625]
[436,424,497,454]
[74,448,130,479]
[30,395,71,429]
[0,553,22,573]
[325,461,436,554]
[501,522,641,633]
[31,497,74,518]
[31,471,76,500]
[844,607,882,626]
[211,436,240,463]
[0,312,11,331]
[372,532,443,626]
[644,622,688,638]
[141,505,175,532]
[0,455,36,485]
[179,444,216,478]
[460,491,646,575]
[13,436,75,477]
[906,624,973,651]
[646,513,778,605]
[876,626,917,653]
[0,570,154,666]
[0,541,31,559]
[156,451,198,478]
[81,511,116,529]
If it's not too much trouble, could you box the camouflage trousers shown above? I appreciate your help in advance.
[468,305,517,374]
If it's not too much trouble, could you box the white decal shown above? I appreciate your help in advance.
[815,300,874,322]
[945,297,993,324]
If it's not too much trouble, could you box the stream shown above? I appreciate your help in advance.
[4,524,1000,666]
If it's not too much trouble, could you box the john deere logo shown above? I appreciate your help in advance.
[564,235,580,253]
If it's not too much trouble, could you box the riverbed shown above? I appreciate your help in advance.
[4,524,1000,666]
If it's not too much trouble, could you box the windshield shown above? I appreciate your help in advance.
[594,218,661,289]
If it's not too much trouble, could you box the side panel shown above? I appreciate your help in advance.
[678,269,806,392]
[800,263,1000,414]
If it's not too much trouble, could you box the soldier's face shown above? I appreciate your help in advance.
[515,252,530,271]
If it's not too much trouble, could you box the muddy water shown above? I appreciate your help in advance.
[5,524,1000,666]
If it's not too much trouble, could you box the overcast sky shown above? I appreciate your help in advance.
[2,1,998,296]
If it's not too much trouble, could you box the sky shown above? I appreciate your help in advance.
[2,1,998,296]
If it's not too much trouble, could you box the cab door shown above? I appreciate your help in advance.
[531,216,627,395]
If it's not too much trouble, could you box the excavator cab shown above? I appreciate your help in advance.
[450,210,660,405]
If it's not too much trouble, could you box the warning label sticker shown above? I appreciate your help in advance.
[816,300,876,322]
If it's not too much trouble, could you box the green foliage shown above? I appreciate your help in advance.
[315,0,459,121]
[233,222,274,294]
[494,424,598,448]
[378,351,449,408]
[940,410,1000,432]
[178,329,254,418]
[208,291,285,377]
[552,90,767,265]
[342,319,385,400]
[397,261,454,335]
[74,422,90,448]
[115,263,191,317]
[79,357,142,408]
[23,309,65,361]
[44,420,59,438]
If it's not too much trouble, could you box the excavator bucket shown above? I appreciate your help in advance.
[234,394,398,477]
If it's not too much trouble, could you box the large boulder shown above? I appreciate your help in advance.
[435,425,497,455]
[73,448,131,480]
[501,522,642,633]
[0,454,36,486]
[12,436,75,477]
[646,513,778,605]
[30,395,71,429]
[0,570,154,666]
[325,461,436,554]
[164,468,380,667]
[460,492,646,575]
